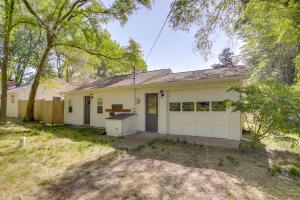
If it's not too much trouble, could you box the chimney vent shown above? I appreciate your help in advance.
[8,80,16,89]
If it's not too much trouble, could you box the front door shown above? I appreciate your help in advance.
[145,93,158,132]
[84,96,91,124]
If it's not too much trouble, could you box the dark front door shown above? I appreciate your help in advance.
[145,93,158,132]
[84,96,91,124]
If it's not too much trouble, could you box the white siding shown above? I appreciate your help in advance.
[64,80,242,140]
[6,94,18,118]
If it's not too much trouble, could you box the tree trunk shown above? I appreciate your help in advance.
[0,0,15,124]
[24,44,52,121]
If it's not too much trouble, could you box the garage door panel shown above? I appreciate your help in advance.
[196,114,211,124]
[211,114,229,125]
[195,125,212,137]
[212,126,228,138]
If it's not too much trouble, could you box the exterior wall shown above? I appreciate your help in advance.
[6,93,18,118]
[64,80,242,140]
[64,88,135,126]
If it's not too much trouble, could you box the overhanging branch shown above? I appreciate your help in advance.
[55,43,127,66]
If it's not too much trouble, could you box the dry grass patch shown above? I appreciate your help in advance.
[0,120,299,200]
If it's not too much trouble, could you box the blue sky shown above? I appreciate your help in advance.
[106,0,241,72]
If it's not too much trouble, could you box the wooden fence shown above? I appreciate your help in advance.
[18,97,64,124]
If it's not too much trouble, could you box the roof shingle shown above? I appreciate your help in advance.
[71,66,248,92]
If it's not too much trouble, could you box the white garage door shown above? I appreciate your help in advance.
[167,89,230,139]
[168,112,229,138]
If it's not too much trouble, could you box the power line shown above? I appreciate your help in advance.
[145,0,177,62]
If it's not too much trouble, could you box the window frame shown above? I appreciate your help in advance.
[11,95,15,104]
[68,99,73,113]
[169,102,181,112]
[182,102,195,112]
[196,101,210,112]
[97,98,103,114]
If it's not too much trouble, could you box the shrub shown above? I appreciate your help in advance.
[269,164,282,176]
[288,165,300,177]
[226,155,240,166]
[228,83,300,146]
[218,158,224,167]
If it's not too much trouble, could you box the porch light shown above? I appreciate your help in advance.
[160,89,164,97]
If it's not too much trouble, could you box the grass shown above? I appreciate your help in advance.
[0,119,299,199]
[0,119,118,200]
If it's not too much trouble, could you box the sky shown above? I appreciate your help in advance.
[105,0,241,73]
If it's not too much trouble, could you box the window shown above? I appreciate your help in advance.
[68,100,73,113]
[182,102,195,111]
[169,102,181,111]
[112,104,123,110]
[11,95,15,104]
[97,98,103,113]
[212,101,227,111]
[196,101,210,111]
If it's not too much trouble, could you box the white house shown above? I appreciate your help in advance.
[2,79,74,118]
[63,66,248,141]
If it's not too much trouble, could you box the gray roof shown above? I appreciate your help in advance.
[71,66,248,92]
[74,69,172,91]
[143,65,248,84]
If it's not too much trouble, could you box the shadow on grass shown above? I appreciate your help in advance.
[41,138,300,200]
[0,120,118,146]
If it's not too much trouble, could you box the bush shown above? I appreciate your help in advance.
[269,164,282,176]
[228,83,300,146]
[226,155,240,166]
[288,165,300,177]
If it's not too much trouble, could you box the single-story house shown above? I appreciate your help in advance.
[63,66,248,141]
[1,79,74,118]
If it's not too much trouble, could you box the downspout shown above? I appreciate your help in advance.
[133,66,136,113]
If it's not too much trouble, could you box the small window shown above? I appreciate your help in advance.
[196,101,210,111]
[212,101,227,111]
[182,102,195,111]
[97,98,103,114]
[112,104,123,110]
[11,95,15,103]
[169,102,181,111]
[68,99,73,113]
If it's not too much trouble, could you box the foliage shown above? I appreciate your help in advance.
[169,0,300,84]
[169,0,242,58]
[19,0,151,121]
[269,164,282,176]
[9,25,46,85]
[212,47,236,68]
[288,165,300,177]
[239,1,300,85]
[228,83,300,145]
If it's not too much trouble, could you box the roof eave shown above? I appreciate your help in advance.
[62,75,248,95]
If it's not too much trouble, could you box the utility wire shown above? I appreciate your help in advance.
[145,0,177,62]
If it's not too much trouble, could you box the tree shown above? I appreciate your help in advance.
[0,0,15,123]
[169,0,242,58]
[9,25,46,86]
[169,0,300,84]
[212,47,236,68]
[228,83,300,146]
[21,0,151,121]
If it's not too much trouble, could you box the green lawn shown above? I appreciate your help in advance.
[0,119,299,200]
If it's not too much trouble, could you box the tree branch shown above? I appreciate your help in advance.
[54,43,126,65]
[22,0,48,29]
